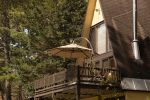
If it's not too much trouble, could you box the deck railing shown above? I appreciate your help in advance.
[34,51,121,91]
[79,67,120,84]
[34,66,120,91]
[34,69,67,90]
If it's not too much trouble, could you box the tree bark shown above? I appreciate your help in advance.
[0,0,12,100]
[1,80,11,100]
[18,85,23,100]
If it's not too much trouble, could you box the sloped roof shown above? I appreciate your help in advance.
[100,0,150,78]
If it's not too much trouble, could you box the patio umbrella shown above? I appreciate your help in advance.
[46,43,92,58]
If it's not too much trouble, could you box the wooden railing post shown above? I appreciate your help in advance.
[34,97,40,100]
[76,65,80,100]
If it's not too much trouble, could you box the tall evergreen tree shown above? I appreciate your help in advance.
[0,0,32,99]
[0,0,87,99]
[0,0,12,99]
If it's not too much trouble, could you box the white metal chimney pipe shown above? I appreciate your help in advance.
[132,40,141,59]
[132,0,141,60]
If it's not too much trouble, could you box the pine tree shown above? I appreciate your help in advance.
[0,0,12,99]
[0,0,31,99]
[0,0,87,99]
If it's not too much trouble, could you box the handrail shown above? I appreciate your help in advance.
[34,67,120,90]
[34,52,120,91]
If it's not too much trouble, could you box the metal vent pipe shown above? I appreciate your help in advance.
[132,0,141,60]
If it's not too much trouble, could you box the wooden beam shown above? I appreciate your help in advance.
[34,85,75,98]
[81,0,97,47]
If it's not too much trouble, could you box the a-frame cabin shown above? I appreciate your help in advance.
[33,0,150,100]
[100,0,150,99]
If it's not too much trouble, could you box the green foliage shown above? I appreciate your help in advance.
[0,27,10,35]
[0,66,17,81]
[0,0,87,98]
[23,0,87,50]
[11,32,29,47]
[50,0,87,44]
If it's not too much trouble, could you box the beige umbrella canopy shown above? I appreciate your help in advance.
[46,43,92,58]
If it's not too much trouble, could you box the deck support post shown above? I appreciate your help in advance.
[34,97,39,100]
[52,93,56,100]
[76,66,80,100]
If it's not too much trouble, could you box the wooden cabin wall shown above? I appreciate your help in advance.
[125,91,150,100]
[81,96,100,100]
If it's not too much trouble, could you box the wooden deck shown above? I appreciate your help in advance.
[33,52,121,99]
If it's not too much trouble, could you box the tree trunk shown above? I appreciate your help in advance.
[1,80,11,100]
[0,0,12,100]
[18,85,23,100]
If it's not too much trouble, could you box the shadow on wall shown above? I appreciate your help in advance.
[107,25,150,79]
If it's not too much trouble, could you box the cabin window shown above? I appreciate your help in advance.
[95,61,100,67]
[102,57,115,68]
[102,59,109,68]
[84,57,115,69]
[109,57,115,68]
[107,37,112,52]
[97,23,107,54]
[90,22,112,54]
[90,28,97,52]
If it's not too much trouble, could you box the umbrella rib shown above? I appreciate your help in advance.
[70,49,74,58]
[79,49,90,58]
[53,49,63,56]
